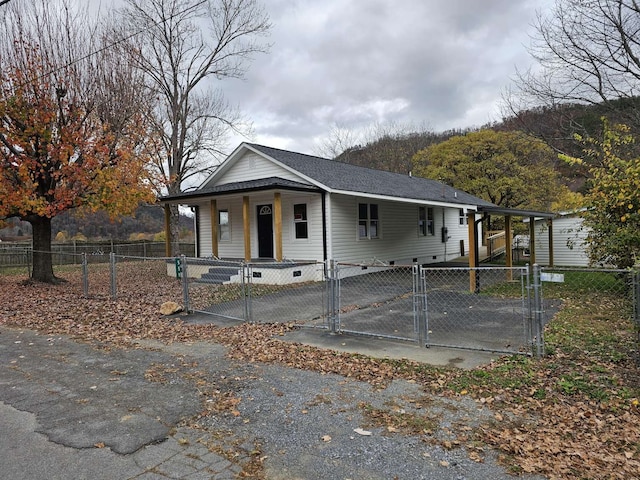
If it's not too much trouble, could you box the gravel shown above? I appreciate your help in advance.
[191,356,546,480]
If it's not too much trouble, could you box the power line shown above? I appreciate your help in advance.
[12,0,206,88]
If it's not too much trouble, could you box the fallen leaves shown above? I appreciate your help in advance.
[1,263,639,479]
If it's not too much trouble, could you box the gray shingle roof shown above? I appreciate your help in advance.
[162,177,319,201]
[247,143,495,207]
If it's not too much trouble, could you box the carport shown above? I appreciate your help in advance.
[466,206,555,291]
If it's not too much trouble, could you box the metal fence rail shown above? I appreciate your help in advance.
[0,242,195,271]
[422,266,532,354]
[180,257,328,325]
[332,263,535,354]
[335,263,417,342]
[5,249,639,356]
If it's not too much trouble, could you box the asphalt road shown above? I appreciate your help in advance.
[0,326,547,480]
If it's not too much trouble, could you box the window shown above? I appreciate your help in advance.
[459,208,468,226]
[418,206,434,236]
[293,203,308,239]
[218,209,230,241]
[358,203,379,239]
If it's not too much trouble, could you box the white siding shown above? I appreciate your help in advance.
[280,192,324,261]
[195,192,323,261]
[328,194,473,265]
[194,201,211,256]
[216,197,246,259]
[216,152,305,184]
[534,216,590,267]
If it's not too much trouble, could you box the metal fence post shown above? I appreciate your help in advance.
[532,264,544,357]
[414,265,429,348]
[244,263,253,323]
[634,270,640,343]
[181,255,189,313]
[81,253,89,298]
[109,252,117,299]
[327,260,339,334]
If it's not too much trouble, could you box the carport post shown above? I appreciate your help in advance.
[467,211,477,292]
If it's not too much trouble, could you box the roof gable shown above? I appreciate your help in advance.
[246,143,494,207]
[180,142,495,208]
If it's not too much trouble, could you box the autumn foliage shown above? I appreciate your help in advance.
[0,45,154,282]
[561,121,640,268]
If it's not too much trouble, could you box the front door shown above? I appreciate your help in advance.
[257,204,274,258]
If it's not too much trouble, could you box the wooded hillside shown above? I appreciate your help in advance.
[333,99,640,194]
[0,205,194,242]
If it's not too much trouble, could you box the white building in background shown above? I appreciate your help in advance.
[528,210,591,267]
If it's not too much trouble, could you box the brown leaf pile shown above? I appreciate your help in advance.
[1,263,639,479]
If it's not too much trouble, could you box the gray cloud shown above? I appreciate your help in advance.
[219,0,551,153]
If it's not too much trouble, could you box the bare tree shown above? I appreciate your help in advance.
[509,0,640,121]
[117,0,271,254]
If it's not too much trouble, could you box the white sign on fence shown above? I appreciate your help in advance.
[541,272,565,283]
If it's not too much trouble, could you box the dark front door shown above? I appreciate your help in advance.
[257,204,274,258]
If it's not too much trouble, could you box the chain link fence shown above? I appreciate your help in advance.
[0,241,195,273]
[180,257,328,325]
[329,263,538,354]
[539,266,636,327]
[4,249,639,356]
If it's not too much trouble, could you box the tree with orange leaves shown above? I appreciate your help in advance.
[0,1,155,283]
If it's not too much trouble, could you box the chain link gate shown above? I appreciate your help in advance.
[328,263,536,354]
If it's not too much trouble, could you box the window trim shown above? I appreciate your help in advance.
[293,203,309,240]
[358,202,380,240]
[458,208,468,226]
[418,206,435,236]
[218,208,230,242]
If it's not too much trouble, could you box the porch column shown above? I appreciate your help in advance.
[243,196,251,261]
[274,192,283,262]
[528,215,536,265]
[547,218,554,267]
[210,199,218,258]
[505,215,513,281]
[467,211,477,292]
[163,203,171,257]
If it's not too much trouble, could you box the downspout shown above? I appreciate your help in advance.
[321,191,328,263]
[191,206,200,257]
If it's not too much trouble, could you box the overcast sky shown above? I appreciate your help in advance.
[218,0,552,155]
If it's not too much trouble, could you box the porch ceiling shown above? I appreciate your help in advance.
[477,205,554,218]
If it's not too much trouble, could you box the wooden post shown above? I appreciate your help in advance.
[163,203,171,257]
[467,211,477,292]
[274,192,283,262]
[505,215,513,281]
[243,196,251,261]
[529,216,536,265]
[210,199,218,258]
[547,218,554,267]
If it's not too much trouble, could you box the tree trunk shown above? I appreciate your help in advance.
[29,215,57,283]
[169,203,181,256]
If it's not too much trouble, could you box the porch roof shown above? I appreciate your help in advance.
[161,176,321,203]
[477,205,555,219]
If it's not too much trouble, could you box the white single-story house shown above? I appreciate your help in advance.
[528,210,591,267]
[160,143,554,283]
